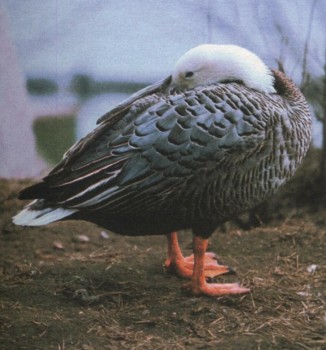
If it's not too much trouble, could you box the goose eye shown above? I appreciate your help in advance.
[185,71,194,78]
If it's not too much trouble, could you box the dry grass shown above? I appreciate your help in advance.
[0,178,325,349]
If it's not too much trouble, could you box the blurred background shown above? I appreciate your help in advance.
[1,0,325,179]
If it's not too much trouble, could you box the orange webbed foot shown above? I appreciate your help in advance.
[165,232,231,279]
[184,234,249,297]
[183,281,250,297]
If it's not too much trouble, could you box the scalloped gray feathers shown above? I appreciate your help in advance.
[14,70,311,235]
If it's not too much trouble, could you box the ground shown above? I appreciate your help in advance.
[0,178,325,350]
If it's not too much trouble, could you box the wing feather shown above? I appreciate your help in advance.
[20,83,272,215]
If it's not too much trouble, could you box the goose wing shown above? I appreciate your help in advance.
[19,83,270,214]
[97,76,172,125]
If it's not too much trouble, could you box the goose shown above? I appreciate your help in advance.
[13,44,312,297]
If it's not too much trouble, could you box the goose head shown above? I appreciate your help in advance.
[172,44,275,93]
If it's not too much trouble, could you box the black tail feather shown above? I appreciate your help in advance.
[19,182,50,200]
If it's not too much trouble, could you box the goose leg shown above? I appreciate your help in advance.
[164,232,231,279]
[184,235,250,296]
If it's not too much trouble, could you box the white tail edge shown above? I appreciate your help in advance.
[13,200,77,226]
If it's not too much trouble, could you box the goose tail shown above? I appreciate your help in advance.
[13,200,77,226]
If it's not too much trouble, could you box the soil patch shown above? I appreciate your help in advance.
[0,179,325,349]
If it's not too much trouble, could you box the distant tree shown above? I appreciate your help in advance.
[321,60,326,186]
[272,0,326,191]
[298,0,326,190]
[305,56,326,187]
[69,74,94,99]
[26,78,58,95]
[69,73,149,99]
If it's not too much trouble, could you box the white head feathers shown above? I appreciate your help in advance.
[172,44,275,94]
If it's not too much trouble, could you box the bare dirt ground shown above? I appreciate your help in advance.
[0,178,325,350]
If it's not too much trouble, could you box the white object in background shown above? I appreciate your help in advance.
[0,4,45,178]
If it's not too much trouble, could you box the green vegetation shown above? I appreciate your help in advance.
[26,78,58,95]
[69,73,148,99]
[33,115,76,165]
[26,73,148,100]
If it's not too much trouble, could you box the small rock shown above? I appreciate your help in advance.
[100,231,109,239]
[307,264,318,274]
[53,241,64,250]
[76,234,90,242]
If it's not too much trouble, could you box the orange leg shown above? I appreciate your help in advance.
[184,236,250,296]
[165,232,231,279]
